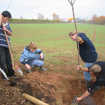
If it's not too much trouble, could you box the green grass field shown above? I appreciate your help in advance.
[11,23,105,67]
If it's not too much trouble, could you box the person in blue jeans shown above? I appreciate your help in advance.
[20,42,47,73]
[69,32,98,87]
[76,61,105,103]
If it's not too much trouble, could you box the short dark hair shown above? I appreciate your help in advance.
[2,11,12,18]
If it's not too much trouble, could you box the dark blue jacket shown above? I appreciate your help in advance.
[78,33,97,63]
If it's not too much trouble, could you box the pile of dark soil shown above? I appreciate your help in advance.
[0,70,105,105]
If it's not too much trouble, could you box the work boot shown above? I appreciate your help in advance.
[16,69,24,76]
[7,69,15,77]
[26,69,32,73]
[40,67,47,71]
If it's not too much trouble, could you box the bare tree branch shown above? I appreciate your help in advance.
[73,0,77,5]
[68,0,73,6]
[67,0,79,65]
[68,0,77,6]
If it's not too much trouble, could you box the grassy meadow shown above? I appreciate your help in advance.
[11,23,105,70]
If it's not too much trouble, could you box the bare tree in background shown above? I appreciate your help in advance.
[37,13,44,20]
[52,13,60,21]
[68,0,80,65]
[68,0,78,32]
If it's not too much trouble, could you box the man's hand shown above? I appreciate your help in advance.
[40,53,44,60]
[77,65,89,72]
[77,65,83,71]
[2,24,12,36]
[2,26,8,32]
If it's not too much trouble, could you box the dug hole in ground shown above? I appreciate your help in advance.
[0,65,105,105]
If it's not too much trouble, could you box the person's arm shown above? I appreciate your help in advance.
[36,49,44,60]
[77,36,84,44]
[77,90,90,102]
[20,48,30,64]
[40,52,44,60]
[2,26,12,35]
[77,65,89,72]
[2,24,12,36]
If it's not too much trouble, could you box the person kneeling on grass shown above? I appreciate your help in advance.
[19,42,47,73]
[75,61,105,103]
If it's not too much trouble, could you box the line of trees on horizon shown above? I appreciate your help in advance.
[89,15,105,25]
[10,13,105,25]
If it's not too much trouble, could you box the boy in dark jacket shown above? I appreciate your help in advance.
[69,32,98,87]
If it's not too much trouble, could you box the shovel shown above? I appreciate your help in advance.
[0,68,9,80]
[0,67,17,86]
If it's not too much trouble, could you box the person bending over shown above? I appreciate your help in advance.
[76,61,105,102]
[69,32,98,87]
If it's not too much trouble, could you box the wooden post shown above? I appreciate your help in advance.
[23,93,49,105]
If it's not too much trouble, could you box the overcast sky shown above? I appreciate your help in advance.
[0,0,105,20]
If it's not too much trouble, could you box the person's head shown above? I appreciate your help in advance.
[27,42,37,52]
[69,32,78,41]
[89,64,101,74]
[1,11,12,23]
[69,32,84,44]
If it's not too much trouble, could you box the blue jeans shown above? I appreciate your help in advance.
[27,59,44,67]
[83,63,93,81]
[31,59,44,67]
